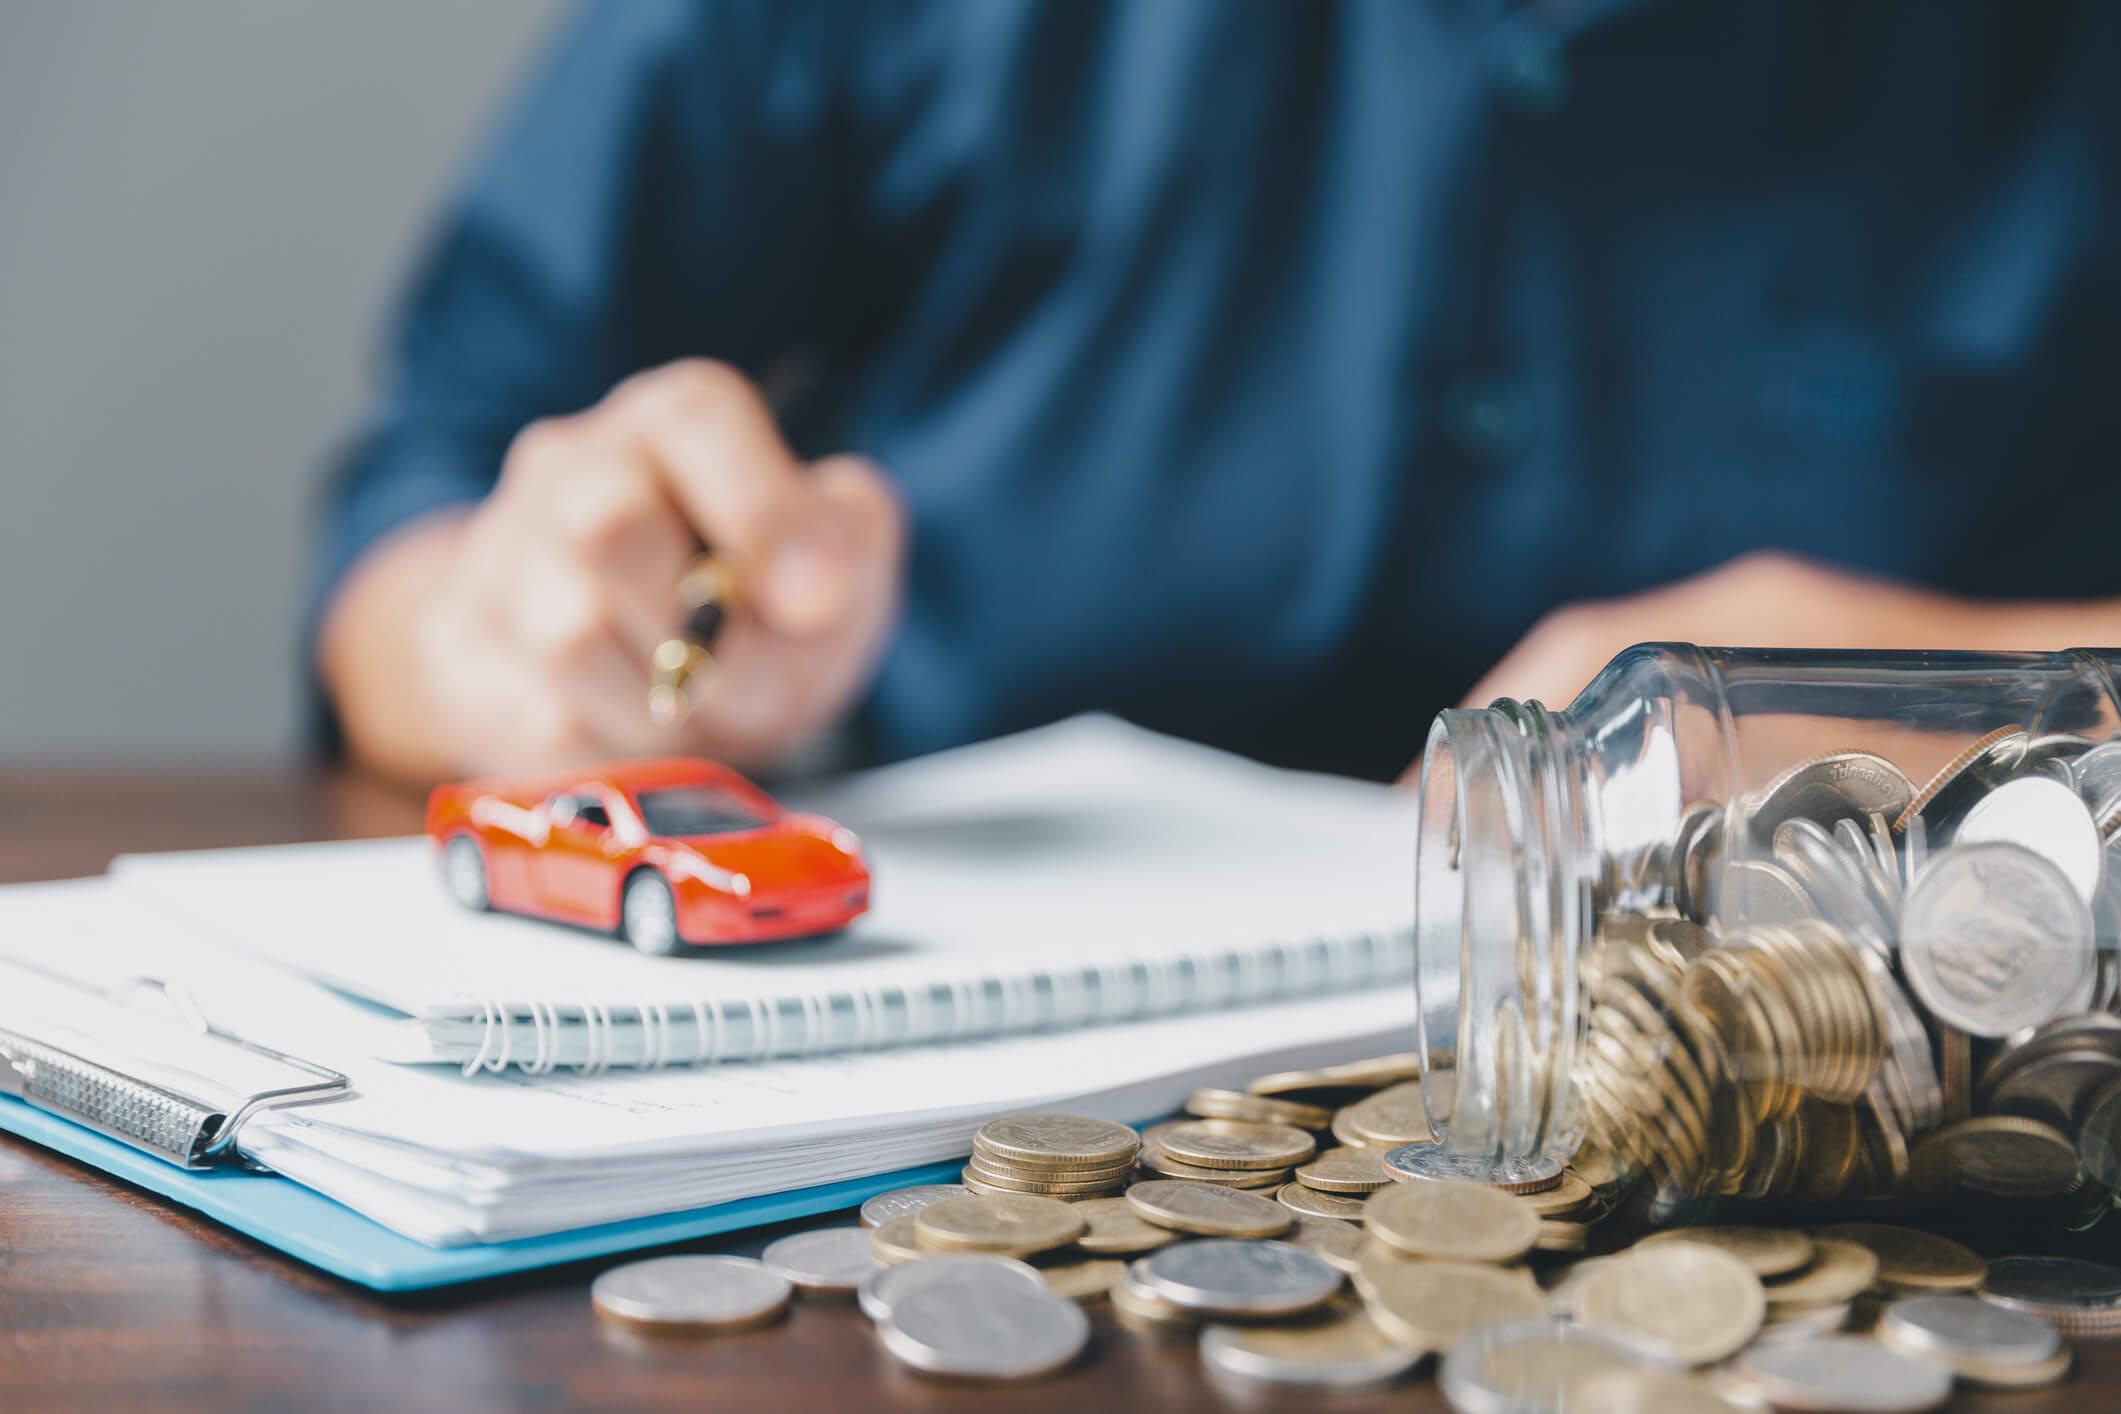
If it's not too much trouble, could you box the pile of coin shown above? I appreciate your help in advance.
[1573,725,2121,1218]
[587,1078,2114,1407]
[963,1113,1140,1198]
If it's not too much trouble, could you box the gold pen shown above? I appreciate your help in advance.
[648,555,741,726]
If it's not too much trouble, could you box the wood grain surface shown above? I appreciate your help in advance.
[0,771,2111,1410]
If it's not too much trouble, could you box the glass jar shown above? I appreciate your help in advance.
[1411,645,2121,1223]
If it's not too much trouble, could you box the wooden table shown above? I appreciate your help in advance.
[0,771,2110,1411]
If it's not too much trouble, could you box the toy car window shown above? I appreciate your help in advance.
[635,786,768,837]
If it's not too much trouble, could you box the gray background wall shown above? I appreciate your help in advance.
[0,1,565,764]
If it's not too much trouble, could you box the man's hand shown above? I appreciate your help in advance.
[319,360,905,784]
[1456,549,2119,714]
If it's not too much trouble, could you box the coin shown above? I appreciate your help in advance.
[869,1214,927,1265]
[1354,1252,1544,1352]
[877,1276,1089,1380]
[1295,1147,1393,1193]
[1715,858,1818,928]
[1736,1335,1951,1412]
[1135,1146,1289,1186]
[1895,724,2028,834]
[860,1184,968,1228]
[1380,1141,1562,1193]
[1762,1238,1880,1309]
[1285,1214,1365,1274]
[1906,1114,2080,1197]
[1199,1311,1421,1388]
[973,1114,1139,1168]
[1186,1088,1332,1130]
[760,1227,877,1297]
[1875,1293,2061,1370]
[913,1195,1085,1256]
[1126,1179,1293,1238]
[1157,1119,1317,1170]
[1364,1177,1540,1263]
[2072,741,2121,831]
[1110,1261,1197,1331]
[960,1162,1128,1196]
[1439,1319,1668,1414]
[1035,1253,1127,1302]
[1954,774,2106,904]
[1812,1223,1984,1292]
[1135,1237,1341,1316]
[1639,1225,1814,1278]
[1276,1180,1370,1221]
[1754,1302,1852,1342]
[1069,1196,1178,1255]
[1946,1344,2074,1390]
[1340,1082,1435,1147]
[1574,1240,1764,1366]
[590,1255,793,1331]
[1566,1367,1757,1414]
[1900,842,2093,1037]
[1247,1052,1424,1098]
[1752,751,1916,841]
[1524,1170,1596,1217]
[1978,1255,2121,1333]
[2079,1074,2121,1188]
[855,1253,1045,1323]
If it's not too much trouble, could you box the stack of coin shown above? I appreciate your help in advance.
[1138,1117,1315,1189]
[964,1114,1140,1198]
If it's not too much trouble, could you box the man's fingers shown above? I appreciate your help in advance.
[611,360,860,635]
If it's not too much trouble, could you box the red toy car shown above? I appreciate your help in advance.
[426,759,871,954]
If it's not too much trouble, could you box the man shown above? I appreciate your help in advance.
[317,0,2121,787]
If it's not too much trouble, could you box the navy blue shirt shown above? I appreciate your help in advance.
[319,0,2121,781]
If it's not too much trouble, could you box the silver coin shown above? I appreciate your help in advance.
[1982,1046,2121,1133]
[859,1184,969,1228]
[760,1226,880,1295]
[1752,1303,1852,1343]
[1866,811,1904,907]
[1877,1293,2061,1366]
[1674,804,1727,924]
[1900,843,2093,1037]
[1198,1315,1421,1389]
[2070,741,2121,831]
[855,1253,1045,1323]
[1715,857,1818,929]
[1979,1256,2121,1313]
[1849,944,1942,1131]
[1952,775,2105,904]
[1902,812,1928,896]
[590,1255,793,1330]
[1736,1335,1951,1413]
[1912,727,2030,834]
[877,1275,1089,1380]
[1439,1318,1671,1414]
[1774,818,1892,947]
[2075,1076,2121,1188]
[1135,1238,1340,1316]
[1751,751,1915,841]
[1835,816,1903,924]
[1379,1141,1562,1189]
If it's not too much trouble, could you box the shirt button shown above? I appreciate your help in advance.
[1490,20,1568,114]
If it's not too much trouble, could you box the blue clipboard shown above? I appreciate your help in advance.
[0,1094,965,1292]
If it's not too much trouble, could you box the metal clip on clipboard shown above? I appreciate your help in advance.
[0,970,349,1172]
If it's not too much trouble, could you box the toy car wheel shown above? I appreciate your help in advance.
[443,835,489,912]
[621,871,683,956]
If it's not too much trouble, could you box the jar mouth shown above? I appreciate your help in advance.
[1413,703,1592,1168]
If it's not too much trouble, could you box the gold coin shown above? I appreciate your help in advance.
[1198,1310,1420,1385]
[1286,1214,1366,1274]
[1535,1221,1589,1254]
[967,1148,1136,1181]
[1248,1053,1426,1098]
[960,1169,1122,1200]
[962,1157,1128,1190]
[1277,1181,1370,1221]
[1907,1115,2080,1197]
[1812,1223,1985,1292]
[1640,1225,1815,1279]
[1125,1179,1293,1238]
[1762,1239,1880,1309]
[973,1114,1140,1168]
[1894,723,2026,833]
[1565,1367,1756,1414]
[1136,1146,1288,1186]
[1295,1147,1394,1194]
[1341,1082,1436,1147]
[1574,1240,1764,1366]
[1070,1197,1178,1255]
[1926,1343,2073,1391]
[1185,1088,1333,1130]
[912,1195,1085,1257]
[1034,1254,1126,1303]
[1331,1109,1373,1149]
[1158,1119,1317,1170]
[869,1215,925,1265]
[1353,1252,1543,1352]
[1364,1178,1540,1264]
[1524,1171,1596,1217]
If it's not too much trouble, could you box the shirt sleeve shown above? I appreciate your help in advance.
[306,0,848,751]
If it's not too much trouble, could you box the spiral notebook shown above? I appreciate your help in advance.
[109,716,1419,1074]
